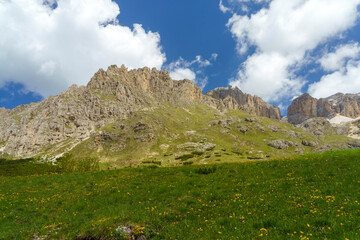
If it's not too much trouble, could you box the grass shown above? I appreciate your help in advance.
[0,158,61,177]
[8,102,350,169]
[175,154,195,161]
[1,149,360,239]
[0,155,99,177]
[59,103,343,169]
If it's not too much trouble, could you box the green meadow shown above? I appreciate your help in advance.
[1,149,360,239]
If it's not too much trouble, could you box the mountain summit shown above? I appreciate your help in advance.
[288,93,360,124]
[0,65,358,164]
[204,87,281,119]
[0,65,281,158]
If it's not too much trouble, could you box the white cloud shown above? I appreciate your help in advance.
[0,0,166,97]
[168,56,212,70]
[167,55,216,89]
[170,68,196,81]
[219,0,231,14]
[194,55,211,67]
[226,0,360,102]
[309,60,360,98]
[309,43,360,98]
[319,42,360,72]
[211,53,218,61]
[196,77,209,90]
[277,103,286,112]
[230,52,304,101]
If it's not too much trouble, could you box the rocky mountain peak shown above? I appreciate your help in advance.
[0,64,288,158]
[288,92,360,124]
[325,92,344,100]
[87,64,202,105]
[0,107,9,119]
[0,65,205,158]
[287,93,320,124]
[203,86,281,119]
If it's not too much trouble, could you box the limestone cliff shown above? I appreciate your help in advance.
[288,93,360,124]
[0,65,286,158]
[204,87,281,120]
[87,65,203,105]
[0,65,202,157]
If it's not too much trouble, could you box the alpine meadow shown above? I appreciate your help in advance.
[1,0,360,240]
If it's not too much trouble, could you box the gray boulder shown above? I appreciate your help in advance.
[268,139,294,149]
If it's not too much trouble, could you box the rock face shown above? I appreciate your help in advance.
[299,118,333,136]
[204,87,281,120]
[288,93,360,124]
[301,140,318,147]
[268,139,294,149]
[0,65,283,158]
[88,65,203,105]
[0,65,202,157]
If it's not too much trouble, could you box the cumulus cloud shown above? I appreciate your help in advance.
[170,68,196,81]
[309,42,360,98]
[232,52,304,101]
[226,0,360,102]
[0,0,166,97]
[309,61,360,98]
[167,55,217,89]
[319,42,360,72]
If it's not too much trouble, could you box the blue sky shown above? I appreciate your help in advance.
[1,0,360,115]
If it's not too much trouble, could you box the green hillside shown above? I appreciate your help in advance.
[1,149,359,239]
[54,103,353,169]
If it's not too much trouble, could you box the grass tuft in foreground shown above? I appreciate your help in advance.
[0,149,360,239]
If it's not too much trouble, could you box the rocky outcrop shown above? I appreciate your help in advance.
[0,65,290,158]
[132,122,154,143]
[301,140,318,147]
[268,139,294,149]
[88,65,203,106]
[288,92,360,124]
[325,93,360,118]
[299,118,333,136]
[0,65,202,157]
[203,87,281,120]
[288,94,319,124]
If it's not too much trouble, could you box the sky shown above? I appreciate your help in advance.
[1,0,360,115]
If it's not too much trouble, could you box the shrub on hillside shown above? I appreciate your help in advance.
[57,153,99,172]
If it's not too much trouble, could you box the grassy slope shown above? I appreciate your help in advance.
[67,104,347,168]
[1,149,360,239]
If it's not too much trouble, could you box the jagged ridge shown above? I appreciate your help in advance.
[288,93,360,124]
[204,87,281,120]
[0,65,289,158]
[0,65,204,157]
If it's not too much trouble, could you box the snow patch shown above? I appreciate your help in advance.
[329,114,360,125]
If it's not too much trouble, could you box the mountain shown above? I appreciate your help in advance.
[0,65,202,158]
[204,87,281,119]
[0,65,358,166]
[287,93,360,124]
